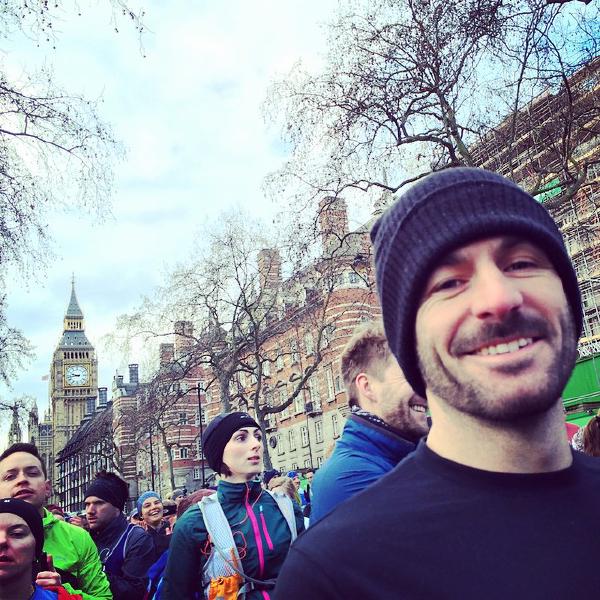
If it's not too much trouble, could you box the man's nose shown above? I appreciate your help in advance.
[470,267,523,320]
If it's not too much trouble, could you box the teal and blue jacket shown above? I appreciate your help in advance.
[161,479,304,600]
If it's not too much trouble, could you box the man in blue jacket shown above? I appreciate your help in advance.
[311,322,429,523]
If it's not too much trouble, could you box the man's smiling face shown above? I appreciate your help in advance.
[415,236,577,421]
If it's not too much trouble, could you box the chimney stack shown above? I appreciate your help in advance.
[318,197,349,255]
[257,249,282,291]
[98,387,108,407]
[129,364,139,385]
[160,343,175,366]
[174,321,193,358]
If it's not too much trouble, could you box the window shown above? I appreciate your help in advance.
[290,339,299,364]
[279,388,289,420]
[294,394,304,414]
[317,456,324,468]
[309,377,321,409]
[288,430,297,451]
[196,409,207,426]
[178,412,188,425]
[334,374,343,393]
[315,421,323,443]
[277,433,284,455]
[301,426,309,447]
[197,439,204,459]
[348,271,360,285]
[325,367,335,401]
[332,414,340,438]
[304,332,314,355]
[263,360,271,377]
[193,466,201,480]
[322,324,335,348]
[276,347,284,370]
[179,447,189,459]
[198,379,207,393]
[304,458,312,468]
[291,462,298,470]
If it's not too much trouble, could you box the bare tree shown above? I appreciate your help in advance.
[265,0,598,208]
[0,1,145,386]
[112,207,380,470]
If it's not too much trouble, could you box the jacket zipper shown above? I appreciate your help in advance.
[259,505,274,551]
[245,496,265,577]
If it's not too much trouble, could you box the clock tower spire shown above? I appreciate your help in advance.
[49,278,98,497]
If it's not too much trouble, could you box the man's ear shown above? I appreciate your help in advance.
[355,373,375,403]
[44,480,52,501]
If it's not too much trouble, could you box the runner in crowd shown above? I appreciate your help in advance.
[137,491,171,557]
[161,412,304,599]
[275,167,600,598]
[0,497,85,600]
[84,471,154,600]
[311,322,429,523]
[0,443,111,599]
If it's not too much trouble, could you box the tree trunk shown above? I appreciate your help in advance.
[160,430,176,492]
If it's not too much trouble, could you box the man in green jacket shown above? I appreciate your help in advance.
[0,442,112,600]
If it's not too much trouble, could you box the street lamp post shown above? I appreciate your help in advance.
[149,422,156,490]
[197,383,206,488]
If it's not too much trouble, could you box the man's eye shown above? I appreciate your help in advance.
[432,278,464,292]
[506,260,536,271]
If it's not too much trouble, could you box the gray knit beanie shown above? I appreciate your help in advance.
[370,167,582,398]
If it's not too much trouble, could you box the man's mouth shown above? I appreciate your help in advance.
[0,555,13,562]
[408,397,428,414]
[13,489,34,499]
[472,337,535,356]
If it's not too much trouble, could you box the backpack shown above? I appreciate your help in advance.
[199,490,297,600]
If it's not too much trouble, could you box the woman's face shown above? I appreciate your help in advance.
[221,427,264,483]
[0,513,36,582]
[141,497,164,528]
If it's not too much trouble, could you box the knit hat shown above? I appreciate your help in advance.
[371,167,583,398]
[0,498,44,559]
[136,491,161,517]
[84,473,128,512]
[202,412,260,473]
[263,469,280,486]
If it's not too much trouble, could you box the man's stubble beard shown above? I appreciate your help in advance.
[417,310,578,423]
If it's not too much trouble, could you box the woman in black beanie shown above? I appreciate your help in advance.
[161,412,305,599]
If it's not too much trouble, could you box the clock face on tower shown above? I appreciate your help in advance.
[65,365,89,386]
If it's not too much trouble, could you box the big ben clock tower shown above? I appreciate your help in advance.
[49,279,98,486]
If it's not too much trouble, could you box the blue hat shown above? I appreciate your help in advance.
[137,490,161,517]
[287,471,298,479]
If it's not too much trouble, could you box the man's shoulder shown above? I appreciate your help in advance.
[45,516,95,546]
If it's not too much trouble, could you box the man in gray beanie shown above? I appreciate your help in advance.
[275,167,600,599]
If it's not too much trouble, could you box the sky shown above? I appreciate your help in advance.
[0,1,353,445]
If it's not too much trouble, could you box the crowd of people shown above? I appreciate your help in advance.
[1,167,600,599]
